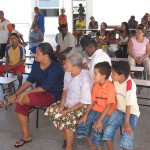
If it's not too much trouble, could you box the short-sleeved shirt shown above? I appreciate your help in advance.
[76,20,86,34]
[96,30,109,37]
[89,49,111,79]
[58,32,75,55]
[29,31,41,48]
[5,44,25,65]
[114,76,140,117]
[64,69,93,107]
[0,19,13,44]
[59,15,67,25]
[92,80,116,115]
[131,36,149,57]
[27,60,64,101]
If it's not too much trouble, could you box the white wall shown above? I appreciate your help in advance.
[93,0,150,26]
[0,0,32,41]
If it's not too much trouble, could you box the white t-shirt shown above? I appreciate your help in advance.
[0,19,12,44]
[89,49,111,78]
[64,69,93,107]
[114,77,140,117]
[58,32,75,56]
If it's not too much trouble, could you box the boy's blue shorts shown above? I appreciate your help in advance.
[77,109,110,147]
[103,110,139,149]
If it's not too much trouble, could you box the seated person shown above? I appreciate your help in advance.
[103,61,140,150]
[44,53,93,150]
[11,24,27,46]
[29,24,44,54]
[56,24,75,65]
[0,33,25,89]
[128,26,150,80]
[73,16,85,46]
[107,32,119,57]
[77,62,116,150]
[88,16,98,36]
[96,29,108,52]
[8,43,64,148]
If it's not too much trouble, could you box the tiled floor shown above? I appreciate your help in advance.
[0,35,149,150]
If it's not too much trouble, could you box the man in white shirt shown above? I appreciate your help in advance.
[56,24,75,64]
[0,10,13,58]
[80,35,111,79]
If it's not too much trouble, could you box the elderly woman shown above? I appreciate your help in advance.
[8,43,64,147]
[128,26,150,80]
[45,53,93,150]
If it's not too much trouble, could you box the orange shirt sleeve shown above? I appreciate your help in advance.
[7,24,13,32]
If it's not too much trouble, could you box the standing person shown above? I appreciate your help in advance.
[103,61,140,150]
[0,33,25,89]
[128,26,150,80]
[31,7,45,35]
[77,62,116,150]
[29,24,44,54]
[78,3,85,17]
[56,24,75,65]
[117,22,132,58]
[80,35,111,80]
[58,8,67,25]
[0,10,13,59]
[128,15,138,35]
[45,53,93,150]
[8,43,64,148]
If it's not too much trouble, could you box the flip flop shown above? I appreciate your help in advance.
[0,100,11,108]
[14,138,32,148]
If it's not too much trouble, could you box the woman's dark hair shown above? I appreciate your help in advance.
[94,62,111,79]
[10,33,19,38]
[37,43,57,60]
[120,22,130,36]
[136,25,145,33]
[112,61,130,78]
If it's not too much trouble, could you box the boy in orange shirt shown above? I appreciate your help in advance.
[77,62,116,150]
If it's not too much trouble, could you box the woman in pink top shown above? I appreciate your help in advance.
[128,26,150,80]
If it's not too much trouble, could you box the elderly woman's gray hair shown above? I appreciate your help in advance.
[66,53,83,68]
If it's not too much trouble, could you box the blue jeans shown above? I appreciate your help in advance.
[103,110,139,149]
[77,110,110,147]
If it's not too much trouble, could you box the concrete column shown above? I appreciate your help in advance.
[86,0,93,28]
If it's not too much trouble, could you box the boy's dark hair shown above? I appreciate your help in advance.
[10,33,19,38]
[112,61,130,78]
[94,62,111,79]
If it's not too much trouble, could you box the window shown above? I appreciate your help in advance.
[38,0,59,17]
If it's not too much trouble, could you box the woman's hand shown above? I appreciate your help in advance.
[77,114,87,125]
[58,105,64,113]
[93,120,103,132]
[61,109,69,118]
[15,93,25,105]
[8,94,17,103]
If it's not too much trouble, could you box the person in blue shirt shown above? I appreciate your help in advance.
[8,42,64,148]
[31,7,45,35]
[29,24,44,54]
